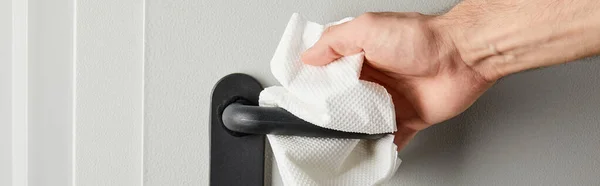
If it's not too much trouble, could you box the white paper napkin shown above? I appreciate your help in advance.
[259,13,401,186]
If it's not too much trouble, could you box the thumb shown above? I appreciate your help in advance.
[301,22,364,66]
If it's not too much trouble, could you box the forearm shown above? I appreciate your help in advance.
[433,0,600,81]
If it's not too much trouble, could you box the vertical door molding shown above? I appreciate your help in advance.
[9,0,76,185]
[0,1,11,186]
[28,0,75,184]
[11,0,29,185]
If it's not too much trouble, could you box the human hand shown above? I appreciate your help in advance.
[302,12,495,150]
[303,0,600,151]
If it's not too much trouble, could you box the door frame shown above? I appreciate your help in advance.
[8,0,76,185]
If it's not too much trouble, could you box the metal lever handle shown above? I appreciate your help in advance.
[221,102,388,139]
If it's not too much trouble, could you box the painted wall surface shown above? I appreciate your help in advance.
[75,0,144,185]
[144,0,600,185]
[0,0,12,185]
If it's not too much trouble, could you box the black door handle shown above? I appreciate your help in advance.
[210,73,388,186]
[221,102,388,139]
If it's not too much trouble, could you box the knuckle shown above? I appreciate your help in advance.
[357,12,379,25]
[320,26,338,40]
[322,25,336,35]
[405,12,423,17]
[406,19,431,34]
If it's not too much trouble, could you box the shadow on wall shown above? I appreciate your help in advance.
[392,111,470,185]
[387,57,600,185]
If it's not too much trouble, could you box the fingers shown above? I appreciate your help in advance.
[301,21,364,66]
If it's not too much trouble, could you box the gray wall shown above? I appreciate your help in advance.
[145,0,600,185]
[393,58,600,185]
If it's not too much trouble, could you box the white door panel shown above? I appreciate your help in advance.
[143,1,600,185]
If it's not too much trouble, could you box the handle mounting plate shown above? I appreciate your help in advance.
[210,73,264,186]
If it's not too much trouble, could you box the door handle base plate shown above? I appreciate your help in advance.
[210,73,264,186]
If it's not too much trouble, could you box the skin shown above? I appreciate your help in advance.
[301,0,600,150]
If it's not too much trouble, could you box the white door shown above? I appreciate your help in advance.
[6,0,600,185]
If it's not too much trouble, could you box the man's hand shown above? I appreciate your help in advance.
[302,12,494,149]
[302,0,600,151]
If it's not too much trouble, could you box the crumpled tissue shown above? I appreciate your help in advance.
[259,13,401,186]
